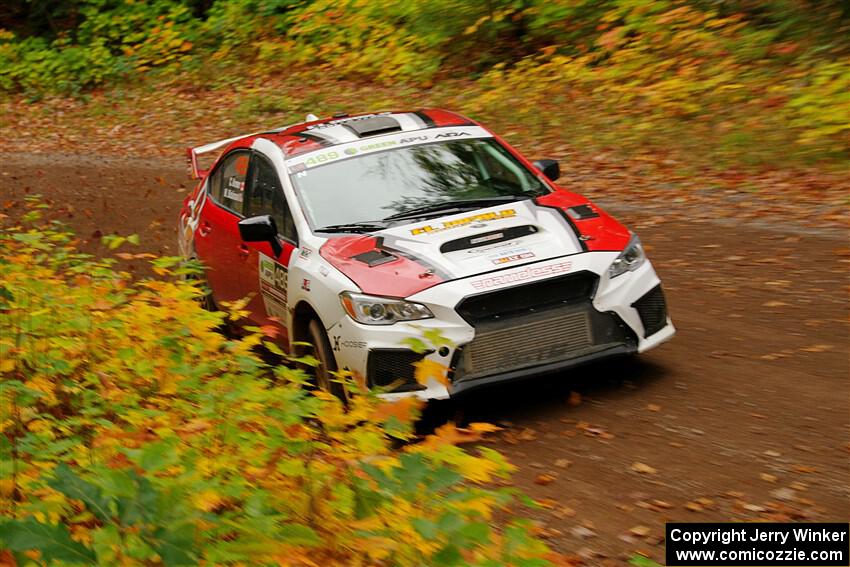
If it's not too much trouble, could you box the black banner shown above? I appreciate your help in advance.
[666,523,849,566]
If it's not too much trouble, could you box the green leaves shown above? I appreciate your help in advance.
[0,218,555,566]
[48,463,113,523]
[277,523,321,546]
[0,519,96,564]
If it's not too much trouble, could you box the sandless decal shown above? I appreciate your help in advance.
[259,253,288,319]
[469,260,574,290]
[410,209,517,236]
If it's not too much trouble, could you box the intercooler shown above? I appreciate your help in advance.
[452,271,636,382]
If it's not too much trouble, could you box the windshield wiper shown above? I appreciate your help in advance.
[383,196,530,222]
[315,221,388,234]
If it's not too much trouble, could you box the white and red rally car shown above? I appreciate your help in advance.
[178,109,674,398]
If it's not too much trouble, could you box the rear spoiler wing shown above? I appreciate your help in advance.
[185,135,246,180]
[185,114,319,179]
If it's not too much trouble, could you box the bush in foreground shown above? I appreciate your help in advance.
[0,205,556,565]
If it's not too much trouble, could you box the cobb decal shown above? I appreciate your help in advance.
[411,209,517,236]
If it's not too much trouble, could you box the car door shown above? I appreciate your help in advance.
[193,150,251,305]
[240,151,298,338]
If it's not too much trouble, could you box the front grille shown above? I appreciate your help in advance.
[367,349,426,392]
[632,284,668,337]
[463,307,593,379]
[456,271,598,324]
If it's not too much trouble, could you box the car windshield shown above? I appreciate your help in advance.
[290,139,549,230]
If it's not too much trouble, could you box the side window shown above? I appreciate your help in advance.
[208,151,249,214]
[247,155,298,243]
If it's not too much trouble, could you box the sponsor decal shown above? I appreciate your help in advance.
[259,253,288,319]
[288,126,491,172]
[223,188,243,202]
[488,248,535,265]
[332,336,367,351]
[411,209,516,236]
[470,260,573,290]
[223,176,244,202]
[298,247,312,260]
[301,278,311,291]
[463,240,521,255]
[299,139,397,168]
[358,140,397,152]
[399,135,428,144]
[470,233,503,244]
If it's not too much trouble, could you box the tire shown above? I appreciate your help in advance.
[181,259,216,312]
[306,319,343,398]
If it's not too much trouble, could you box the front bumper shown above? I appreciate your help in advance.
[328,253,674,400]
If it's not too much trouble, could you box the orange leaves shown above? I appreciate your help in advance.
[370,397,421,424]
[417,423,494,450]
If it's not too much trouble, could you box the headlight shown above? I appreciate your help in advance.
[339,291,434,325]
[608,235,646,279]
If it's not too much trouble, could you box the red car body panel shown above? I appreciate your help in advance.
[319,235,445,298]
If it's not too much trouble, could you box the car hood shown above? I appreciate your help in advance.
[319,190,631,298]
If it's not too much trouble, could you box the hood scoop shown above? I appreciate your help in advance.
[440,225,538,254]
[352,249,397,267]
[566,204,600,220]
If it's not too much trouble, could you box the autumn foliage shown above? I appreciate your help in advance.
[0,0,848,165]
[0,203,556,565]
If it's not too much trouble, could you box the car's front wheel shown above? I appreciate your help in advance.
[306,319,344,398]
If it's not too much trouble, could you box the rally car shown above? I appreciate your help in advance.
[178,109,674,399]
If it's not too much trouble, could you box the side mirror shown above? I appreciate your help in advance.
[533,159,560,182]
[239,215,282,257]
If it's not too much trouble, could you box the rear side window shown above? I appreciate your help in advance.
[246,154,298,243]
[209,150,250,214]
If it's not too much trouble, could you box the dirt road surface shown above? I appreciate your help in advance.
[2,153,848,565]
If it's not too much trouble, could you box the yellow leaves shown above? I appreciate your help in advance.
[413,358,448,386]
[0,220,554,566]
[193,489,226,512]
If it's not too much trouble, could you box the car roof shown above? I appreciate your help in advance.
[252,109,479,158]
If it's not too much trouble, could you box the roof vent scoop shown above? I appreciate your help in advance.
[346,116,402,138]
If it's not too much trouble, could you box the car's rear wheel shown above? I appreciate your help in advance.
[306,319,344,398]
